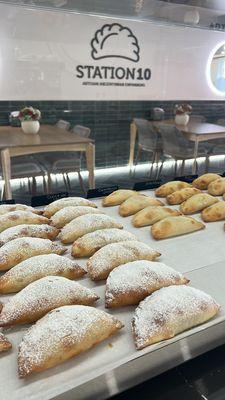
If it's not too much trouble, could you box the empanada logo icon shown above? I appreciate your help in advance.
[91,23,140,62]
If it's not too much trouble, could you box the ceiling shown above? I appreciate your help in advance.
[1,0,225,30]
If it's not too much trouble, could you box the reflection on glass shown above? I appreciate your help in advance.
[210,44,225,92]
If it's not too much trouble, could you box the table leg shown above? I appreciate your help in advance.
[129,122,137,170]
[192,139,199,174]
[86,143,95,189]
[1,149,12,200]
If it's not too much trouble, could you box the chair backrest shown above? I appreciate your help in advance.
[190,115,206,123]
[217,118,225,127]
[133,118,160,150]
[71,125,91,138]
[55,119,71,130]
[158,124,190,155]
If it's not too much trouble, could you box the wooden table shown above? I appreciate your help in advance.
[129,120,225,174]
[0,124,95,199]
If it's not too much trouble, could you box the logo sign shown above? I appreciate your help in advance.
[76,23,151,88]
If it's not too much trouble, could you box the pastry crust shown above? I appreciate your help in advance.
[0,224,59,246]
[87,241,161,281]
[0,254,86,294]
[132,206,181,227]
[18,305,123,378]
[60,214,123,244]
[105,261,189,308]
[180,193,219,214]
[0,237,66,271]
[0,211,50,233]
[192,173,221,190]
[71,228,137,258]
[201,201,225,222]
[151,216,205,240]
[0,332,12,353]
[43,197,97,218]
[155,181,191,197]
[0,276,99,327]
[51,206,104,228]
[102,189,137,207]
[166,188,201,205]
[0,204,42,215]
[208,178,225,196]
[119,195,164,217]
[132,285,220,349]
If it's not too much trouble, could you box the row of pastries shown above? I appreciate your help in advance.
[0,193,220,380]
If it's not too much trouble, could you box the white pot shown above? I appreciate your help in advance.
[175,114,189,126]
[21,120,40,135]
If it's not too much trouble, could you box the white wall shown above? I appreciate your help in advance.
[0,3,225,100]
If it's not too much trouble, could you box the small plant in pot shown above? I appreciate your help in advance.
[174,104,192,126]
[19,106,41,135]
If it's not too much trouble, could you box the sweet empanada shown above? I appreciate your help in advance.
[208,178,225,196]
[18,305,123,377]
[105,261,189,308]
[51,206,104,228]
[201,202,225,222]
[87,241,161,281]
[0,332,12,353]
[0,237,66,271]
[132,285,220,349]
[166,188,201,205]
[0,276,99,327]
[72,228,137,258]
[0,211,49,233]
[192,173,221,190]
[119,195,164,217]
[180,193,219,214]
[102,189,137,206]
[0,224,59,246]
[0,254,86,294]
[43,197,97,218]
[0,204,42,215]
[132,206,181,227]
[155,181,191,197]
[60,214,123,244]
[151,216,205,240]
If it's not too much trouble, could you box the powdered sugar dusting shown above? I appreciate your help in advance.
[0,224,58,245]
[133,285,220,348]
[51,206,104,227]
[44,197,97,217]
[0,204,39,215]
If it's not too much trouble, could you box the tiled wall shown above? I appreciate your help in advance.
[1,100,225,168]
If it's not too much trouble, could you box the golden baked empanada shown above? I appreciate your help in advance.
[180,193,219,214]
[119,195,164,217]
[132,206,181,227]
[132,285,220,349]
[43,197,97,218]
[201,201,225,222]
[51,206,104,228]
[151,216,205,240]
[192,173,221,190]
[0,276,99,327]
[0,224,59,246]
[105,261,189,308]
[166,187,201,205]
[0,254,86,294]
[0,211,49,233]
[0,204,42,215]
[60,214,123,244]
[155,181,191,197]
[102,189,136,206]
[0,237,66,271]
[208,178,225,196]
[18,305,123,377]
[0,332,12,353]
[72,228,137,258]
[87,241,161,281]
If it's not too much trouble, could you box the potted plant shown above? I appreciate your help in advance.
[174,104,192,126]
[19,106,41,134]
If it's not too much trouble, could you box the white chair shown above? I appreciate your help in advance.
[55,119,71,130]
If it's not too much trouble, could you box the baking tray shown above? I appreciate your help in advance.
[1,190,225,400]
